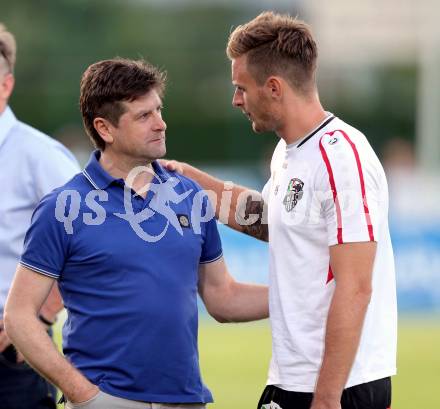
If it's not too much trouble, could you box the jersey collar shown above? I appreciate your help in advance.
[287,113,335,150]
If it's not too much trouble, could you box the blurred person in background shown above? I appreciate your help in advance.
[164,11,397,409]
[4,58,268,409]
[0,23,80,409]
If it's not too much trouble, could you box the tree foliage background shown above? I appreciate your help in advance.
[2,0,416,165]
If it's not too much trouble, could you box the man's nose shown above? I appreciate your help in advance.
[232,89,243,107]
[154,114,167,131]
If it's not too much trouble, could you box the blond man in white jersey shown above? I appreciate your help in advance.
[163,11,397,409]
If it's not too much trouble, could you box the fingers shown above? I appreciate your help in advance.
[166,161,179,171]
[159,159,184,173]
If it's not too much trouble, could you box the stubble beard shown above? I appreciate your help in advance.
[251,112,279,134]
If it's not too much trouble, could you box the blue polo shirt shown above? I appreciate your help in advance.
[20,151,222,403]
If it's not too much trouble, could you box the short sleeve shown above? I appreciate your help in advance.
[20,192,71,279]
[199,195,223,264]
[317,130,380,246]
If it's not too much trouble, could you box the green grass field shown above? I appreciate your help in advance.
[55,317,440,408]
[198,318,440,409]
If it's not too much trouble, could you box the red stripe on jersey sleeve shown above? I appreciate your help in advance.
[337,130,375,241]
[319,138,343,244]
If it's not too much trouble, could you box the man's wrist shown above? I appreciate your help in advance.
[65,381,99,404]
[311,388,342,409]
[313,386,342,407]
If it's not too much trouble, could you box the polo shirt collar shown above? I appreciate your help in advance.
[82,150,170,190]
[0,106,18,150]
[151,160,171,183]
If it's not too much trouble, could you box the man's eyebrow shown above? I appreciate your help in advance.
[133,104,163,118]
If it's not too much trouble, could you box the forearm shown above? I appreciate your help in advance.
[212,281,269,323]
[313,287,371,405]
[4,311,96,402]
[39,283,64,323]
[181,162,245,227]
[181,163,268,241]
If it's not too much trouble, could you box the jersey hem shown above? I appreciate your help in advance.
[267,368,397,393]
[328,236,377,246]
[99,384,214,404]
[19,260,60,280]
[199,251,223,264]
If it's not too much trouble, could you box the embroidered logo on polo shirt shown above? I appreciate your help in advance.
[282,178,304,212]
[177,214,190,228]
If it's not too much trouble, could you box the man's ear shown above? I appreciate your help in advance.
[266,76,282,100]
[0,73,14,102]
[93,117,114,145]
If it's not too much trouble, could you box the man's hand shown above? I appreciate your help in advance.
[160,159,186,174]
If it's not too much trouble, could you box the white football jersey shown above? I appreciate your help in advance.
[262,114,397,392]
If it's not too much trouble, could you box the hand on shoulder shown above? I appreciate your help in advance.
[159,159,186,174]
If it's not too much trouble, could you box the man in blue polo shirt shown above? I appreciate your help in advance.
[4,58,268,409]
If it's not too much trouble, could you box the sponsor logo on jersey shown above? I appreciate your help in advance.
[282,178,304,212]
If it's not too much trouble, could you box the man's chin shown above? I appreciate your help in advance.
[141,146,166,163]
[252,122,265,134]
[157,147,167,159]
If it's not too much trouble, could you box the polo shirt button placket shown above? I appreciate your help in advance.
[133,195,145,212]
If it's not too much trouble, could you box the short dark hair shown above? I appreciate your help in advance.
[227,11,317,94]
[79,58,166,151]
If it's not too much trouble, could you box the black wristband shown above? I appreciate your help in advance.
[38,314,55,326]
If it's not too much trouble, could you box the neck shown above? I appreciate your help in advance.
[277,92,328,145]
[99,150,154,196]
[0,102,7,115]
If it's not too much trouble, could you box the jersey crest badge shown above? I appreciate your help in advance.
[283,178,304,212]
[177,214,190,228]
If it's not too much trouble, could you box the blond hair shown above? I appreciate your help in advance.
[227,11,317,94]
